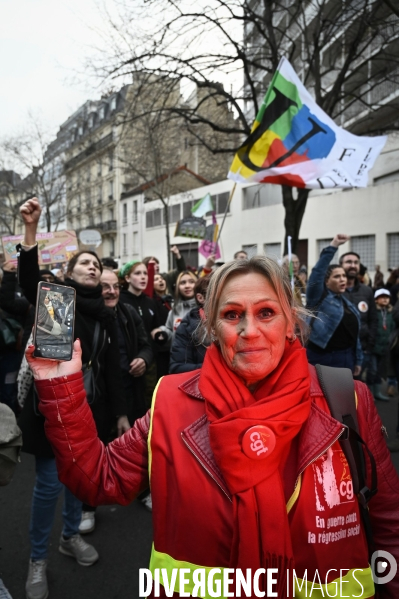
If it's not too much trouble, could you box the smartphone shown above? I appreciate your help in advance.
[33,281,76,361]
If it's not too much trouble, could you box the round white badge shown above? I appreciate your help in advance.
[358,301,368,313]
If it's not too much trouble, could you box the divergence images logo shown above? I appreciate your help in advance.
[371,550,397,585]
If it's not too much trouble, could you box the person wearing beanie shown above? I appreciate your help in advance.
[369,289,395,401]
[38,269,55,282]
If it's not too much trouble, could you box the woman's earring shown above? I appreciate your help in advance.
[288,333,297,343]
[210,329,218,344]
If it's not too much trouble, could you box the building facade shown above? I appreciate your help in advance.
[244,1,399,134]
[49,73,236,257]
[119,133,399,277]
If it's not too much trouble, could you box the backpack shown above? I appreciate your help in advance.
[0,403,22,486]
[315,365,377,559]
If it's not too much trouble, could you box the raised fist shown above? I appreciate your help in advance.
[20,198,42,226]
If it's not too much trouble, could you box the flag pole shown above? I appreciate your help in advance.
[215,183,236,246]
[287,235,294,290]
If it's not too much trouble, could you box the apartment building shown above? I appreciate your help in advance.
[244,0,399,134]
[51,73,236,257]
[119,133,399,276]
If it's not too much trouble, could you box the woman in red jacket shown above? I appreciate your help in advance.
[27,257,399,598]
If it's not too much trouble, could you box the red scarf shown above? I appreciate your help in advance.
[199,339,311,596]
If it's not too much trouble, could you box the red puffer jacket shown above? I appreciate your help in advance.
[36,367,399,598]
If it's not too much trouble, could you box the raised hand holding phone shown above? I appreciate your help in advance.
[26,339,82,380]
[33,281,76,360]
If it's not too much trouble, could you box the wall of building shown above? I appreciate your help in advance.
[118,135,399,278]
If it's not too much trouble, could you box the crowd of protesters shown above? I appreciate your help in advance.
[1,201,399,599]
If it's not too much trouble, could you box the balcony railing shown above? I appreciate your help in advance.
[65,133,113,170]
[95,220,117,232]
[342,65,399,123]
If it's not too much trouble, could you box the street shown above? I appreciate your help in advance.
[0,452,153,599]
[1,389,398,599]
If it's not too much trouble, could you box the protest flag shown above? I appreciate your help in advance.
[192,193,214,217]
[199,221,221,260]
[228,58,386,189]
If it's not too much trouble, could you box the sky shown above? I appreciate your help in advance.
[0,0,240,147]
[0,0,107,140]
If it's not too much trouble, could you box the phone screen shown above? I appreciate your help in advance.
[33,281,76,361]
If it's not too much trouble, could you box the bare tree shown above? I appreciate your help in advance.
[120,116,178,269]
[88,0,399,253]
[118,76,207,269]
[0,115,67,233]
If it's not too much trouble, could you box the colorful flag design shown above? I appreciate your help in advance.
[228,58,386,189]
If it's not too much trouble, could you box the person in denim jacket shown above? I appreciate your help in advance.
[306,234,363,375]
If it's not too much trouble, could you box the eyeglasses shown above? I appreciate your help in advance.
[101,283,121,291]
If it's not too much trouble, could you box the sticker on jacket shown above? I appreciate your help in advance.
[173,318,182,331]
[312,447,355,511]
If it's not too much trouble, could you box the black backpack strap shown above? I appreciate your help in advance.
[315,364,377,558]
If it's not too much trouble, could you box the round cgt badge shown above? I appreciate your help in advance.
[242,425,276,459]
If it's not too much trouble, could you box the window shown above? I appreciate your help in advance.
[317,239,332,256]
[123,233,127,256]
[99,106,105,120]
[108,180,114,200]
[122,203,127,225]
[168,204,181,224]
[85,190,91,208]
[133,232,139,254]
[209,192,231,215]
[374,171,399,186]
[243,184,281,210]
[97,161,101,177]
[86,166,90,182]
[146,208,162,228]
[351,235,375,270]
[110,237,115,257]
[110,96,117,111]
[315,239,336,265]
[78,125,83,136]
[133,200,138,223]
[109,152,113,171]
[182,200,196,218]
[97,186,102,204]
[153,209,162,227]
[77,194,81,211]
[263,243,282,260]
[88,116,94,129]
[388,233,399,269]
[109,208,114,221]
[242,244,258,258]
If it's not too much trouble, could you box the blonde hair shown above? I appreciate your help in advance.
[175,270,198,301]
[202,256,309,343]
